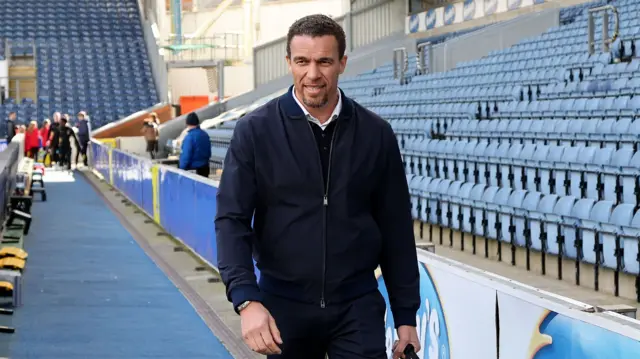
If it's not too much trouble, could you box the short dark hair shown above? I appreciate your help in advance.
[286,14,346,59]
[8,112,15,116]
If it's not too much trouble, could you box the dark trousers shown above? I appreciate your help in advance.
[59,147,72,170]
[195,165,210,178]
[27,148,38,159]
[264,290,387,359]
[50,145,58,163]
[77,137,89,166]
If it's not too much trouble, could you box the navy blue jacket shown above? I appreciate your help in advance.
[76,119,91,140]
[179,127,212,170]
[215,87,420,327]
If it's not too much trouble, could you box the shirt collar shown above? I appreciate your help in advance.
[292,86,342,130]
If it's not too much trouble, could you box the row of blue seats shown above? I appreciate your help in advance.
[367,103,476,119]
[421,53,610,85]
[359,86,520,105]
[402,139,640,205]
[444,118,639,149]
[540,78,640,99]
[493,96,640,119]
[408,174,640,276]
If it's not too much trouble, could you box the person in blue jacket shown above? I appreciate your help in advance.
[215,14,421,359]
[179,112,212,177]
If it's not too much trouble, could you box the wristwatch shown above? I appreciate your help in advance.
[237,301,252,313]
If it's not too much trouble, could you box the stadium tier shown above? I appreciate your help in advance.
[0,0,158,133]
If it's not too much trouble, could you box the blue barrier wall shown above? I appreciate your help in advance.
[91,141,110,181]
[158,167,218,268]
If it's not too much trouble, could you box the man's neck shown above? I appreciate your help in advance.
[308,98,338,124]
[294,88,340,124]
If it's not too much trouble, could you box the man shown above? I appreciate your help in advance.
[56,117,80,171]
[141,113,160,159]
[49,112,62,165]
[6,112,16,142]
[215,14,421,359]
[75,111,91,166]
[179,112,212,177]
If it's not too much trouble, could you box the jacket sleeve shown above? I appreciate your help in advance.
[179,134,192,170]
[70,129,80,148]
[214,118,262,311]
[374,123,420,328]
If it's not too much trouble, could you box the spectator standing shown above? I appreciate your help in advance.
[6,111,16,142]
[39,119,51,150]
[75,111,91,166]
[24,121,40,158]
[178,112,211,178]
[56,117,79,171]
[141,112,160,159]
[49,112,62,165]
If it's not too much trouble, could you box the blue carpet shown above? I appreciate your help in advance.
[9,172,234,359]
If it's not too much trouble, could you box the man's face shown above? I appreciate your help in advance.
[8,113,15,121]
[286,35,347,109]
[78,114,84,121]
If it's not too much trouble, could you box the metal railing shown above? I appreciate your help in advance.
[392,47,408,83]
[588,4,619,55]
[159,34,243,63]
[416,41,432,75]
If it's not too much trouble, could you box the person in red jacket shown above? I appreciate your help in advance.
[24,121,41,158]
[39,119,51,150]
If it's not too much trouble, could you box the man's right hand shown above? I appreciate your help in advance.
[240,302,283,355]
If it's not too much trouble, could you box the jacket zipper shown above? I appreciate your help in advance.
[307,119,340,309]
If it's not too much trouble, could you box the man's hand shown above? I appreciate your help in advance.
[240,302,283,355]
[392,325,421,359]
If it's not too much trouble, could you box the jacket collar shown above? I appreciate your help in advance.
[280,85,353,121]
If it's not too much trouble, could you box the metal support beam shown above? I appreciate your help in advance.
[171,0,183,45]
[217,60,225,103]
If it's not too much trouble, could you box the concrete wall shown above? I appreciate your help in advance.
[167,64,253,101]
[160,0,343,45]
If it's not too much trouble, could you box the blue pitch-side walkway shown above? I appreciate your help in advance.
[9,171,233,358]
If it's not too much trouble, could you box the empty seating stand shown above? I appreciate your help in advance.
[0,0,158,134]
[333,0,640,302]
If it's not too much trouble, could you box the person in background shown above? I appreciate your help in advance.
[141,112,159,159]
[179,112,211,178]
[75,111,91,166]
[6,112,16,142]
[49,112,62,165]
[40,119,51,150]
[24,121,40,158]
[57,117,80,171]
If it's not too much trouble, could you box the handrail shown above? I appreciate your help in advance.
[588,4,619,55]
[416,42,432,75]
[392,47,408,82]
